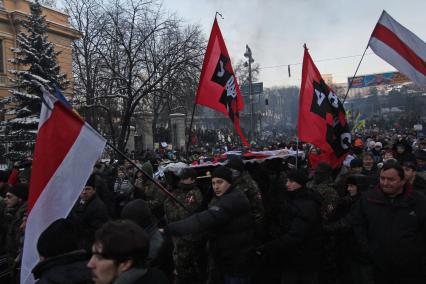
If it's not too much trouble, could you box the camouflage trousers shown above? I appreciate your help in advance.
[173,237,206,284]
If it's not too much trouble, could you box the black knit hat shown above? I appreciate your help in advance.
[228,156,244,172]
[37,218,78,258]
[212,166,233,184]
[85,174,96,188]
[121,199,153,229]
[7,183,29,201]
[350,158,363,168]
[287,169,308,186]
[402,160,417,171]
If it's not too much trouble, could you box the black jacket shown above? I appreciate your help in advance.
[32,250,92,284]
[412,175,426,193]
[166,187,254,276]
[68,193,109,250]
[353,183,426,277]
[263,188,322,269]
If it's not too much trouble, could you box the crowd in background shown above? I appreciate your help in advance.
[0,128,425,284]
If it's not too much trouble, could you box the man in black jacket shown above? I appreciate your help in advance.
[259,169,322,284]
[32,218,92,284]
[165,166,254,284]
[87,220,169,284]
[353,161,426,284]
[68,174,109,251]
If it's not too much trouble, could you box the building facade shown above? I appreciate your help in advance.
[0,0,79,99]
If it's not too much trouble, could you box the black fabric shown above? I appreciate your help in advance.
[37,219,78,258]
[350,158,363,168]
[211,166,233,184]
[67,193,109,250]
[121,199,153,228]
[7,183,29,201]
[85,174,96,188]
[413,175,426,193]
[116,267,169,284]
[286,169,308,187]
[228,156,245,172]
[353,183,426,280]
[262,188,322,270]
[166,187,254,276]
[32,250,92,284]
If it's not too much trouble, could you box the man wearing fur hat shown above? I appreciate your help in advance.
[68,174,109,251]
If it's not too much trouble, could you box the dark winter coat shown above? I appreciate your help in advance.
[166,186,254,276]
[32,250,92,284]
[6,201,27,261]
[68,193,109,250]
[353,183,426,279]
[262,188,322,270]
[412,174,426,194]
[112,267,169,284]
[361,165,380,189]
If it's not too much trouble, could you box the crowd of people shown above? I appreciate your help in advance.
[0,130,426,284]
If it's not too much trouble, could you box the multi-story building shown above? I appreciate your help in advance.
[0,0,79,99]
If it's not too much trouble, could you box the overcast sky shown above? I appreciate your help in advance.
[161,0,426,88]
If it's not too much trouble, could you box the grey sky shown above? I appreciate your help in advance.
[161,0,426,88]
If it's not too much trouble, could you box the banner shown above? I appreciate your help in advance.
[298,46,351,168]
[195,18,249,146]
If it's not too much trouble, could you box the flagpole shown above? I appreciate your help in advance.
[185,103,197,159]
[343,44,369,103]
[296,137,299,168]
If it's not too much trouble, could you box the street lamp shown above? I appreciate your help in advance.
[244,44,254,141]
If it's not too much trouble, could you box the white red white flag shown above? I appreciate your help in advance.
[369,10,426,86]
[21,91,106,284]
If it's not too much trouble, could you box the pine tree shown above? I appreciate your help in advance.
[1,0,68,161]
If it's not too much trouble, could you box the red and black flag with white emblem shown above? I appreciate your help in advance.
[297,46,351,168]
[195,18,249,146]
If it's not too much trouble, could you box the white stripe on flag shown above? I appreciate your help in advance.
[20,124,105,284]
[377,11,426,62]
[369,37,426,86]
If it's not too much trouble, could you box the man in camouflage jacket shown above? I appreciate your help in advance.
[164,168,204,284]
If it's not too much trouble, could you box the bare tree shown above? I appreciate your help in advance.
[68,0,204,154]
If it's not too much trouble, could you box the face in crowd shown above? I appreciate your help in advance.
[286,179,302,191]
[80,185,96,202]
[362,154,374,170]
[346,184,358,197]
[5,192,20,208]
[212,177,231,197]
[380,168,405,197]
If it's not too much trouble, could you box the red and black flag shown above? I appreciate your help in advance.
[297,46,351,168]
[195,18,249,146]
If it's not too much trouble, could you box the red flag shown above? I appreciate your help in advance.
[195,18,249,146]
[297,46,351,168]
